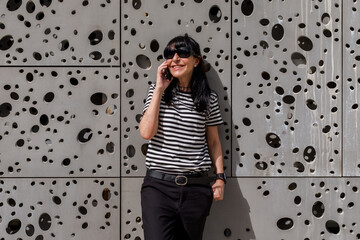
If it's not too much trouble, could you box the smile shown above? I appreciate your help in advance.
[171,65,184,70]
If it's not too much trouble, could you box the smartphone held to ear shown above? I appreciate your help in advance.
[164,68,172,80]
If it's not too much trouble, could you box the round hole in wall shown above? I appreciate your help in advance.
[303,146,316,163]
[25,224,35,236]
[306,99,317,110]
[26,1,35,13]
[59,40,69,51]
[312,201,325,218]
[259,18,270,26]
[33,52,42,61]
[38,213,52,231]
[241,0,254,16]
[325,220,340,234]
[6,219,22,234]
[0,35,14,51]
[266,133,281,148]
[102,188,111,201]
[323,29,332,38]
[89,51,102,60]
[91,92,107,105]
[294,162,304,173]
[272,24,284,41]
[277,217,294,230]
[321,13,331,25]
[136,54,151,69]
[6,0,22,11]
[126,145,136,158]
[297,36,313,51]
[209,5,222,23]
[132,0,141,9]
[291,52,306,67]
[62,158,71,167]
[52,196,61,205]
[77,128,93,143]
[150,39,160,52]
[0,102,12,117]
[44,92,55,102]
[40,0,52,7]
[255,161,268,170]
[288,182,297,191]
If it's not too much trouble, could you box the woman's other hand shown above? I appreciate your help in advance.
[212,180,225,201]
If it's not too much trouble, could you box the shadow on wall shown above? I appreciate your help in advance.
[204,66,255,240]
[206,63,231,175]
[205,179,255,240]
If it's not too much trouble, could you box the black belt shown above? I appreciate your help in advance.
[146,169,212,186]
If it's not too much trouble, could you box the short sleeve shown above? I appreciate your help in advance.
[143,84,156,114]
[205,91,223,126]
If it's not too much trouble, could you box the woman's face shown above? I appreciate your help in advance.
[166,46,200,82]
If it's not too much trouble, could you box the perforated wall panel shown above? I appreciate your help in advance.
[0,0,120,65]
[0,67,120,177]
[122,178,360,240]
[0,178,120,239]
[343,0,360,176]
[0,1,121,239]
[232,0,342,176]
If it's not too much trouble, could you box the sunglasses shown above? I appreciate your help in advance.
[163,46,193,59]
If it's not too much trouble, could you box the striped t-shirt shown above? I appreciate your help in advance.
[143,84,223,174]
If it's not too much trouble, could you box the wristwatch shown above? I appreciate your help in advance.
[215,173,227,184]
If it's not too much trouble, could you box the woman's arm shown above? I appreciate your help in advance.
[206,125,225,201]
[139,60,172,140]
[139,87,163,140]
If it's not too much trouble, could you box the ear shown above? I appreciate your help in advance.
[194,56,201,66]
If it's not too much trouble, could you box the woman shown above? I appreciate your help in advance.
[139,35,226,240]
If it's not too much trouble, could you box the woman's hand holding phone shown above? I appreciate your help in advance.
[156,60,172,93]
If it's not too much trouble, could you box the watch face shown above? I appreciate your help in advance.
[217,173,226,179]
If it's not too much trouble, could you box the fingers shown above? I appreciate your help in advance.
[157,61,169,77]
[212,187,224,201]
[213,191,220,201]
[155,61,172,92]
[159,60,169,70]
[212,180,225,201]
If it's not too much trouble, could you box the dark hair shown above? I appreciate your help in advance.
[163,34,211,112]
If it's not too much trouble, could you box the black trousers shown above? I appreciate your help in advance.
[141,175,213,240]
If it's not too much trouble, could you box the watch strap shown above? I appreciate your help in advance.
[215,173,227,184]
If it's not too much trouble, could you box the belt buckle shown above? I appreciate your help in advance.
[175,175,188,186]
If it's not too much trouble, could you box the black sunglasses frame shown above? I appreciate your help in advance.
[163,46,194,60]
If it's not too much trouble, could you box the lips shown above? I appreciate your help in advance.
[171,65,184,70]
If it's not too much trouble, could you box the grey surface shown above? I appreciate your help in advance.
[0,178,120,239]
[232,0,342,176]
[123,177,360,240]
[0,67,120,177]
[1,0,360,239]
[0,0,120,65]
[343,0,360,175]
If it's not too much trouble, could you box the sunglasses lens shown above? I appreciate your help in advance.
[164,48,175,59]
[164,47,192,59]
[177,47,191,58]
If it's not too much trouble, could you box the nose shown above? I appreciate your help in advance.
[172,53,180,61]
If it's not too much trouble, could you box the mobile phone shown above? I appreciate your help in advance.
[164,68,172,80]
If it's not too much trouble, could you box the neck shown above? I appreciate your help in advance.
[178,85,191,92]
[177,77,191,88]
[177,78,191,92]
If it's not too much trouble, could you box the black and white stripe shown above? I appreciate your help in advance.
[143,84,223,174]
